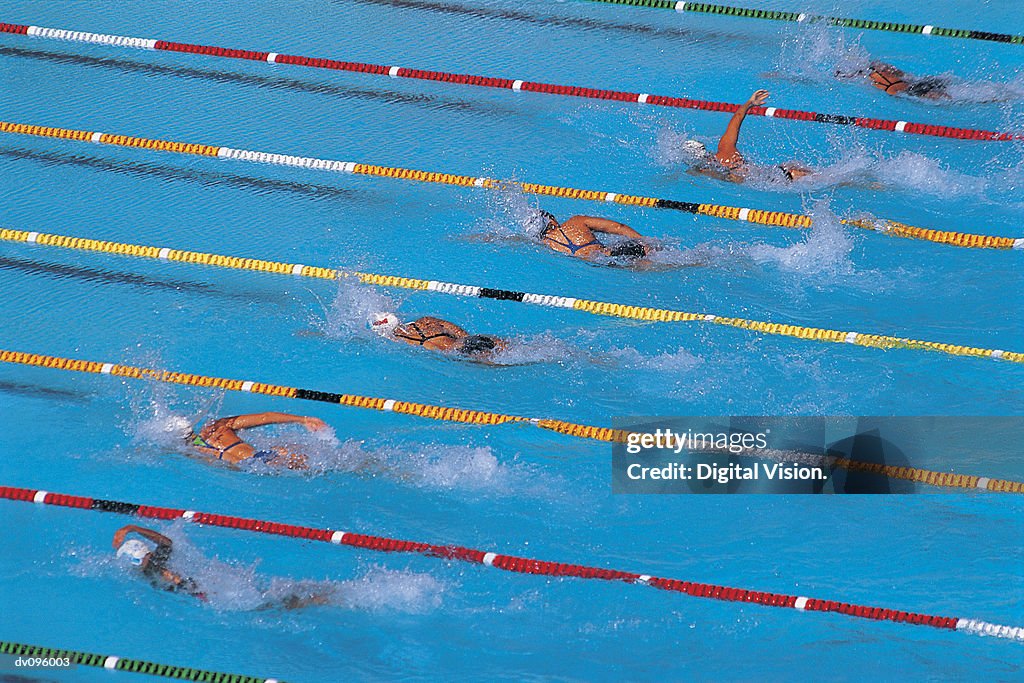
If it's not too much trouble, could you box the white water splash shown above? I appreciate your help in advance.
[777,22,1024,103]
[746,201,854,275]
[610,346,704,373]
[488,331,577,366]
[318,276,400,340]
[72,530,445,613]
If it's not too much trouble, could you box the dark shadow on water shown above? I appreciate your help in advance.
[0,255,284,303]
[0,379,92,404]
[345,0,772,45]
[0,44,518,118]
[0,146,376,203]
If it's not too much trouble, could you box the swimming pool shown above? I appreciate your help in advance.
[0,0,1022,679]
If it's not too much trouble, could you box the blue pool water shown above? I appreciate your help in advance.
[0,0,1022,679]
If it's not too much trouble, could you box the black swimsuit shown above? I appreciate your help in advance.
[395,321,458,346]
[144,545,207,601]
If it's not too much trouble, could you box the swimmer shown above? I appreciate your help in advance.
[370,313,507,360]
[685,89,813,184]
[185,412,328,470]
[113,525,330,609]
[113,525,207,600]
[863,62,949,100]
[536,212,653,266]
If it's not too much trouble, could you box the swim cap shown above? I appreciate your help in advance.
[681,139,710,162]
[609,241,647,259]
[370,311,400,337]
[537,210,558,230]
[116,539,153,566]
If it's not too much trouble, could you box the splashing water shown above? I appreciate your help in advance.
[775,22,870,85]
[775,22,1024,103]
[488,332,577,366]
[74,527,445,613]
[331,566,446,614]
[655,127,714,168]
[611,346,704,373]
[746,201,854,276]
[799,147,991,198]
[318,276,400,340]
[388,444,514,490]
[477,187,551,240]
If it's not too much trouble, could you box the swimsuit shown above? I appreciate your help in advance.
[906,78,946,98]
[145,546,208,601]
[459,335,498,356]
[542,226,602,255]
[251,450,277,463]
[190,432,245,460]
[394,321,458,346]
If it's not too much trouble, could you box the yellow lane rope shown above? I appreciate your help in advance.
[1,121,1020,251]
[0,348,1017,492]
[2,228,1020,365]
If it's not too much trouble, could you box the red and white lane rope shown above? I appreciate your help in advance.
[0,21,1018,142]
[2,485,1021,641]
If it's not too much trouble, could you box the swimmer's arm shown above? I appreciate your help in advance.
[716,89,768,164]
[222,412,328,432]
[572,216,643,239]
[112,525,172,549]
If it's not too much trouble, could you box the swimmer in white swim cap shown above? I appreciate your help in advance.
[370,311,401,338]
[689,89,813,184]
[116,538,153,566]
[111,525,336,609]
[681,139,711,161]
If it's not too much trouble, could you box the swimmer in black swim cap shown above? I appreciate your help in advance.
[370,312,508,360]
[866,62,950,100]
[537,212,655,266]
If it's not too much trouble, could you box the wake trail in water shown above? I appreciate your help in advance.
[745,201,854,277]
[774,23,1024,104]
[71,530,445,613]
[129,394,560,496]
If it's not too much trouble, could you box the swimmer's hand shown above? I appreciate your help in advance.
[300,417,328,432]
[746,89,769,107]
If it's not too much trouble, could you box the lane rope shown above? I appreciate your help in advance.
[2,227,1022,368]
[2,485,1021,640]
[0,346,1020,493]
[580,0,1024,45]
[0,21,1019,142]
[0,641,283,683]
[0,120,1020,251]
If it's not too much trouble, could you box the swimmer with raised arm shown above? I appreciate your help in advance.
[685,89,813,184]
[536,211,653,266]
[186,412,328,470]
[369,313,507,360]
[113,525,330,609]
